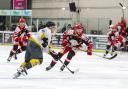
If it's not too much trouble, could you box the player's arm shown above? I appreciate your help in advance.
[39,30,48,48]
[13,27,22,42]
[61,32,70,47]
[28,34,42,49]
[28,36,42,48]
[82,35,93,55]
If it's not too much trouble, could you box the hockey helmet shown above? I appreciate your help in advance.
[19,18,26,23]
[73,23,84,36]
[110,25,117,32]
[46,21,55,27]
[109,25,114,28]
[73,23,84,30]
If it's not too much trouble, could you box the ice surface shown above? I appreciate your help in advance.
[0,45,128,89]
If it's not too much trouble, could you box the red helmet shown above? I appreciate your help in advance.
[110,25,117,32]
[19,18,26,23]
[73,23,84,30]
[73,23,84,36]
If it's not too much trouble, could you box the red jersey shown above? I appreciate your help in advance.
[13,25,31,43]
[107,31,119,46]
[61,29,92,50]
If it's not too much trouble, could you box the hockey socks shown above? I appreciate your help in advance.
[46,52,63,71]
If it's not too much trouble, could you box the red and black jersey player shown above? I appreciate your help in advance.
[46,23,93,71]
[7,18,31,62]
[103,25,119,58]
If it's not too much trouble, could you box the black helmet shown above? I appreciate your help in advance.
[46,21,55,27]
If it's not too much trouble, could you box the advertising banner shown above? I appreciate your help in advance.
[0,10,10,16]
[0,10,32,16]
[13,0,27,10]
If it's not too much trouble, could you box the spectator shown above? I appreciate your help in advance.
[32,23,37,32]
[61,23,67,33]
[10,25,17,31]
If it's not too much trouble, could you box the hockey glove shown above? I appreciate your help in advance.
[87,44,92,55]
[15,37,21,42]
[87,49,92,55]
[42,38,48,48]
[22,36,28,42]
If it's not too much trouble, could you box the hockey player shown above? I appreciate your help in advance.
[39,21,56,53]
[13,21,56,79]
[46,23,93,71]
[116,18,126,37]
[7,18,30,62]
[103,25,119,58]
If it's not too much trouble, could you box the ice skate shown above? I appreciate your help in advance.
[103,54,107,58]
[7,56,12,62]
[46,65,53,71]
[13,67,28,79]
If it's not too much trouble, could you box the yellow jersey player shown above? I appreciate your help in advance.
[13,21,56,79]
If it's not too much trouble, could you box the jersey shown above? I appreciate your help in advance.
[62,29,92,51]
[37,27,52,45]
[12,25,30,46]
[118,19,126,36]
[34,27,52,53]
[107,31,119,46]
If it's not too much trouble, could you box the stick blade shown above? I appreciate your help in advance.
[119,3,123,7]
[105,53,118,60]
[72,69,79,74]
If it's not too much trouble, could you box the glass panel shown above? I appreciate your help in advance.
[87,18,98,34]
[99,18,110,35]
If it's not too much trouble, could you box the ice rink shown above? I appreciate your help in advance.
[0,45,128,89]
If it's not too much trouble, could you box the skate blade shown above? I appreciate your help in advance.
[13,72,21,79]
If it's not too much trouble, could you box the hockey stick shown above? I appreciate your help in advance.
[93,52,117,60]
[119,2,123,7]
[119,2,125,18]
[109,19,112,26]
[58,59,79,74]
[49,50,79,74]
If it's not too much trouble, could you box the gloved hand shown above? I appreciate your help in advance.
[15,37,21,42]
[27,34,31,38]
[87,49,92,55]
[42,38,48,48]
[42,43,48,48]
[22,36,28,42]
[87,44,92,55]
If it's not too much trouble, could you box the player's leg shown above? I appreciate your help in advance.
[23,40,43,70]
[46,51,63,71]
[13,40,43,78]
[7,45,18,62]
[14,42,26,59]
[126,41,128,51]
[14,46,26,59]
[16,46,26,54]
[60,50,75,71]
[103,45,111,57]
[13,48,30,79]
[112,45,117,55]
[46,47,69,71]
[13,42,31,78]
